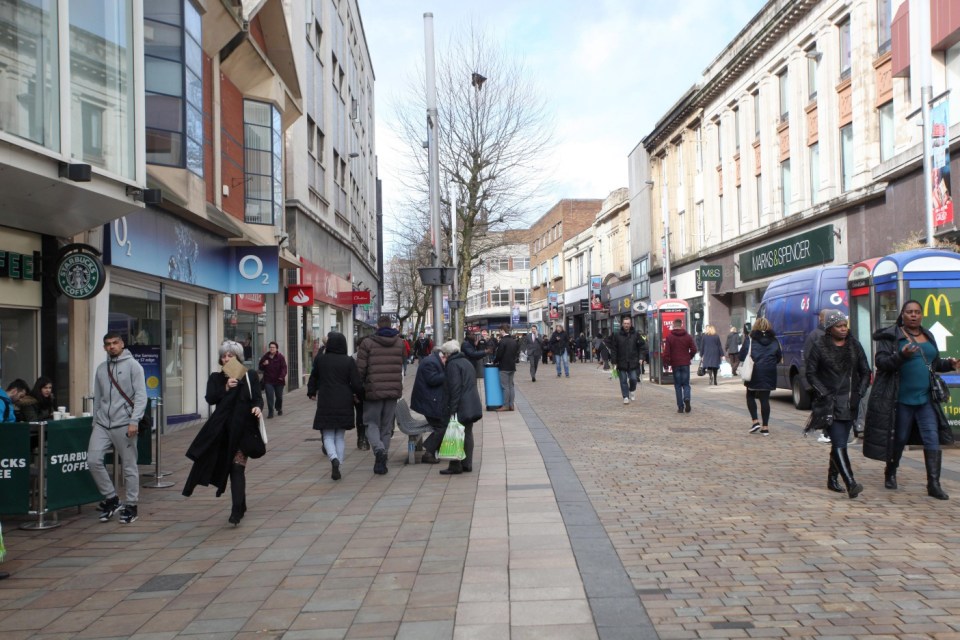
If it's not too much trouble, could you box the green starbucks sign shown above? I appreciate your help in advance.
[55,244,105,299]
[738,225,835,281]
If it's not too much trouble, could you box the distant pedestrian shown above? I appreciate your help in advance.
[413,332,433,362]
[548,324,571,377]
[356,316,405,475]
[523,326,542,381]
[461,332,487,381]
[699,325,724,386]
[307,332,363,480]
[183,340,264,526]
[863,299,959,500]
[663,320,697,413]
[804,312,870,498]
[541,335,550,365]
[597,331,611,370]
[802,310,832,443]
[739,317,782,436]
[409,347,448,464]
[439,340,483,475]
[494,324,519,411]
[725,326,741,376]
[577,333,589,363]
[610,316,647,405]
[258,341,287,418]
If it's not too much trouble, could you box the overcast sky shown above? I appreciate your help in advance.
[361,0,767,244]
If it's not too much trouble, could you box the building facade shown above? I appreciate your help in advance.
[632,0,960,339]
[464,231,531,333]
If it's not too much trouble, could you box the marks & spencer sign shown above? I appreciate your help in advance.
[738,225,835,282]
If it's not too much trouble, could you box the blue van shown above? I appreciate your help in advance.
[756,265,849,409]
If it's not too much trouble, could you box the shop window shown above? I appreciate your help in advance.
[244,100,283,225]
[0,308,38,391]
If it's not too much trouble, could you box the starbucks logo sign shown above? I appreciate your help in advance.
[56,246,105,299]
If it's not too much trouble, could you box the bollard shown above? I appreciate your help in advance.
[21,421,61,531]
[143,397,174,489]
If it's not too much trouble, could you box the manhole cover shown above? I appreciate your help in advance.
[136,573,197,593]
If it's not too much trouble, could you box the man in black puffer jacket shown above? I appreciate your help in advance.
[610,316,648,404]
[494,324,520,411]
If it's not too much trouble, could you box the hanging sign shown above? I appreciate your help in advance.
[932,96,953,228]
[55,244,106,299]
[287,285,314,306]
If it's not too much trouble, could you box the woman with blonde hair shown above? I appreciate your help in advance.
[699,325,724,386]
[739,317,782,435]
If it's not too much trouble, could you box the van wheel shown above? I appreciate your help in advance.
[792,374,811,410]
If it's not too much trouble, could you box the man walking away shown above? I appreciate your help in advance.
[548,324,571,377]
[663,320,697,414]
[356,316,405,475]
[725,326,742,376]
[88,332,147,524]
[494,324,520,411]
[258,341,287,418]
[610,316,648,404]
[525,327,542,381]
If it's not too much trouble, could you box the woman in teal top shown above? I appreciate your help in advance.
[863,300,959,500]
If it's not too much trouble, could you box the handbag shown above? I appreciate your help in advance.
[697,364,705,377]
[738,338,754,382]
[909,330,951,404]
[239,374,267,459]
[438,414,466,461]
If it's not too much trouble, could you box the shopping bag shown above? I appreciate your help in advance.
[738,338,754,382]
[438,415,466,460]
[0,521,5,563]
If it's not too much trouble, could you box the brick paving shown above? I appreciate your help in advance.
[1,360,959,638]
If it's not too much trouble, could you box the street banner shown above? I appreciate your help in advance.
[932,96,953,228]
[548,292,559,319]
[45,418,101,511]
[0,422,31,514]
[511,304,520,325]
[129,345,162,399]
[590,276,603,310]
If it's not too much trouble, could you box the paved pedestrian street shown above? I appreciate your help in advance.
[2,361,960,639]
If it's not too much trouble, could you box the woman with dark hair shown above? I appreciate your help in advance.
[307,332,363,480]
[20,376,55,422]
[805,311,871,498]
[864,299,959,499]
[183,340,264,525]
[739,317,782,436]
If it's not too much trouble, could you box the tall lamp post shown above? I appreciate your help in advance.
[424,13,444,345]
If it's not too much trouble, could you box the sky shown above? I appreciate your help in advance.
[361,0,768,246]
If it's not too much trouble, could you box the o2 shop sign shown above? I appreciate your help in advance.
[231,247,279,294]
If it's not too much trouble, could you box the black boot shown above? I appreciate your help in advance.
[439,460,462,475]
[827,457,844,493]
[229,464,246,525]
[832,448,863,499]
[924,449,949,500]
[884,446,902,489]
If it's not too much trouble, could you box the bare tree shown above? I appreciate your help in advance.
[389,24,553,333]
[385,240,432,336]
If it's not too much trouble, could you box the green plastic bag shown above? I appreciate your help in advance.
[0,522,5,563]
[438,415,466,461]
[610,365,619,380]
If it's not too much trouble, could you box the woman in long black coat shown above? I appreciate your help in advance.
[307,332,363,480]
[739,317,782,436]
[699,325,725,386]
[864,299,958,499]
[183,340,264,526]
[439,340,483,475]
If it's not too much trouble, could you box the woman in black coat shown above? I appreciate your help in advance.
[738,317,782,436]
[410,350,448,463]
[183,340,264,526]
[307,332,363,480]
[439,340,483,475]
[699,326,725,386]
[805,311,871,498]
[863,300,958,499]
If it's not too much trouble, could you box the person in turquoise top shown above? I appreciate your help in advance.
[863,299,960,500]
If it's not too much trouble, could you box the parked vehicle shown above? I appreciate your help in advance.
[757,265,849,409]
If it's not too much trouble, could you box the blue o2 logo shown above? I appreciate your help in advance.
[239,254,269,285]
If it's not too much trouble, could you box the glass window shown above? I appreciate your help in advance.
[530,266,538,284]
[755,174,763,215]
[0,308,38,390]
[487,258,510,271]
[70,0,135,178]
[877,0,892,53]
[806,48,818,102]
[736,185,743,225]
[244,100,283,225]
[780,159,791,215]
[552,255,560,278]
[716,120,722,162]
[0,0,60,149]
[839,19,852,79]
[514,256,530,270]
[733,107,740,152]
[840,124,854,192]
[491,289,509,306]
[778,69,789,121]
[695,126,703,173]
[752,91,760,138]
[879,102,894,162]
[514,289,528,305]
[809,142,820,204]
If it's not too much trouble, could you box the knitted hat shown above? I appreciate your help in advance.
[823,310,848,331]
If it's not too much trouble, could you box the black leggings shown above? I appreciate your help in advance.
[746,390,771,426]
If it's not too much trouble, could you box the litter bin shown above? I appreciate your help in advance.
[484,363,503,410]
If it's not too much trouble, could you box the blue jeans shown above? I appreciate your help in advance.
[264,383,283,416]
[895,402,940,451]
[827,419,854,450]
[321,428,346,462]
[619,367,638,399]
[554,350,569,376]
[672,365,691,409]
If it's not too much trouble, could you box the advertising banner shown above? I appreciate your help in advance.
[932,96,953,228]
[128,345,162,399]
[299,258,351,309]
[511,304,521,325]
[911,286,960,430]
[548,292,559,319]
[590,276,603,310]
[0,422,31,514]
[45,418,101,511]
[737,225,835,281]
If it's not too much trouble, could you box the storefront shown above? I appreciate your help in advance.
[0,227,42,388]
[297,257,352,380]
[102,209,280,423]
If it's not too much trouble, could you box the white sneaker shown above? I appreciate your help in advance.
[623,397,630,404]
[629,392,636,401]
[817,434,832,443]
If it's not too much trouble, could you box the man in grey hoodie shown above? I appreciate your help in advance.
[87,332,147,524]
